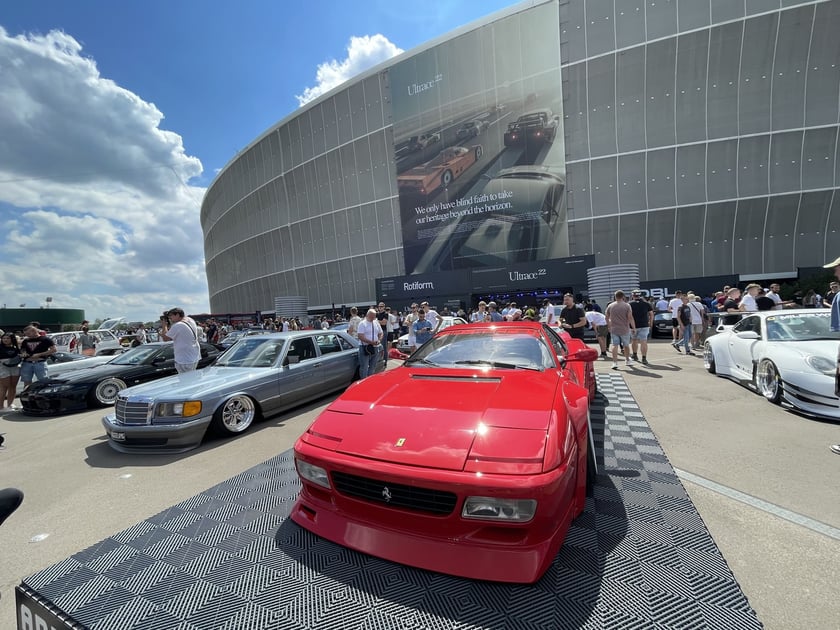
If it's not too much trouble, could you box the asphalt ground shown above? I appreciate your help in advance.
[1,338,838,629]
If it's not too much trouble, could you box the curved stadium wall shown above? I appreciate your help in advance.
[202,0,840,314]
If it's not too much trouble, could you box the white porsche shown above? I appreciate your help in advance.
[703,309,840,419]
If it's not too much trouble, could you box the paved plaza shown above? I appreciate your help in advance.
[1,339,838,629]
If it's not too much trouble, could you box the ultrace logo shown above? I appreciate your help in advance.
[509,268,547,282]
[407,74,443,96]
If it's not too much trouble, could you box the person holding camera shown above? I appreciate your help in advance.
[160,308,201,373]
[357,309,383,379]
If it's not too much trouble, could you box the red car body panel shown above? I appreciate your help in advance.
[291,321,595,583]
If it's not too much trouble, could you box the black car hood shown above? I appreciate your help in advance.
[35,361,164,386]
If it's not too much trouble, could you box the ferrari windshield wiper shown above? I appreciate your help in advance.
[453,359,538,371]
[405,358,440,367]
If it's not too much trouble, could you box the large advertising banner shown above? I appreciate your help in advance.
[389,1,567,276]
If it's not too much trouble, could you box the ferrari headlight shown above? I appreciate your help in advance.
[462,497,537,522]
[296,459,331,489]
[805,355,835,376]
[157,401,202,417]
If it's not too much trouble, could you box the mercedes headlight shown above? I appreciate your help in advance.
[156,401,202,417]
[462,497,537,522]
[805,355,835,376]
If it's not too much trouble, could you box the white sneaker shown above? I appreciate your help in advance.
[611,362,618,370]
[626,358,634,365]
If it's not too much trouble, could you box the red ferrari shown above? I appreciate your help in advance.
[292,321,599,583]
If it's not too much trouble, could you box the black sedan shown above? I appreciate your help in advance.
[652,311,675,338]
[19,342,221,415]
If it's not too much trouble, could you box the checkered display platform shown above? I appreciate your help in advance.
[17,374,762,629]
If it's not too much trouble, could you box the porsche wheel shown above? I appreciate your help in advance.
[211,395,256,436]
[756,359,782,404]
[474,145,483,160]
[703,343,716,374]
[91,378,127,406]
[441,169,453,188]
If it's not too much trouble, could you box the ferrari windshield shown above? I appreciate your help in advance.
[765,312,840,341]
[406,331,552,370]
[216,337,286,367]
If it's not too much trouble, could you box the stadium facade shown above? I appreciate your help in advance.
[201,0,840,314]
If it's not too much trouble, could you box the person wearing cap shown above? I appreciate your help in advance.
[823,255,840,455]
[160,308,201,373]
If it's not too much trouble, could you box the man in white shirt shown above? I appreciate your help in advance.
[161,308,201,373]
[655,297,669,312]
[542,299,556,326]
[765,283,784,310]
[739,284,760,313]
[356,309,383,379]
[421,302,440,331]
[668,291,684,348]
[585,309,608,357]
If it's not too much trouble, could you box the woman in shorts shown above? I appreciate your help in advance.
[0,333,22,410]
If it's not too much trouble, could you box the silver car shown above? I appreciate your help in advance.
[102,330,360,453]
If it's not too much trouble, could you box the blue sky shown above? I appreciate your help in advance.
[0,0,515,322]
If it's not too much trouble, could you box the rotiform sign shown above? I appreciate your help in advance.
[404,281,434,291]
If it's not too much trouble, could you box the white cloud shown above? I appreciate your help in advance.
[0,26,210,322]
[296,34,403,106]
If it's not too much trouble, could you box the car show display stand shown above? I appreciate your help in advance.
[16,374,763,629]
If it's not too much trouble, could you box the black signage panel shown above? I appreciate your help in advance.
[639,274,738,299]
[377,269,472,300]
[470,255,594,291]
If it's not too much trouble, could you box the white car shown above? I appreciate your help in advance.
[396,316,468,352]
[48,317,126,356]
[703,309,840,419]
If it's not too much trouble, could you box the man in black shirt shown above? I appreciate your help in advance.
[721,287,742,326]
[559,294,586,340]
[19,325,56,387]
[629,291,654,364]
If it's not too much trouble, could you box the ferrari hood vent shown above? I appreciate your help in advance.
[409,374,501,383]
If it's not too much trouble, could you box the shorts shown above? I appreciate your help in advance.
[20,360,48,383]
[691,323,704,333]
[610,332,632,347]
[671,318,679,328]
[632,327,650,340]
[595,325,608,338]
[0,364,20,378]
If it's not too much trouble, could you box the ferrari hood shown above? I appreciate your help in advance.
[307,367,560,470]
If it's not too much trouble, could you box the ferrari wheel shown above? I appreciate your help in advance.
[212,395,256,436]
[441,169,453,188]
[755,359,782,404]
[91,378,127,406]
[703,342,716,374]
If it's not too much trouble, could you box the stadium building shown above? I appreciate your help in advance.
[201,0,840,314]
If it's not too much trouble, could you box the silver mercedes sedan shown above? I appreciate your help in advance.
[102,330,361,453]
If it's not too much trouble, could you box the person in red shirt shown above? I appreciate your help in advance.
[388,342,408,361]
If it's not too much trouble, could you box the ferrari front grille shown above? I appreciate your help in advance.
[331,471,457,516]
[115,400,151,425]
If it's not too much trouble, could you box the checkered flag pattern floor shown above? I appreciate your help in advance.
[18,373,763,629]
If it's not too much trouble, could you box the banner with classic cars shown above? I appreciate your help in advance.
[388,0,568,275]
